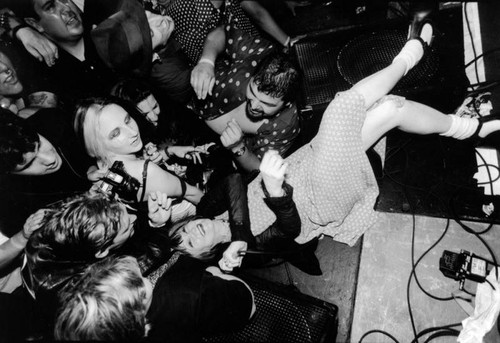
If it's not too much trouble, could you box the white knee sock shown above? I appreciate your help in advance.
[440,115,479,140]
[392,40,424,76]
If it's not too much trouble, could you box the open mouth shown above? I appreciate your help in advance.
[65,14,80,27]
[246,103,264,118]
[4,72,17,85]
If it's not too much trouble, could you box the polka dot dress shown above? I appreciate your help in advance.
[193,23,275,120]
[167,0,262,66]
[167,0,223,65]
[244,90,380,246]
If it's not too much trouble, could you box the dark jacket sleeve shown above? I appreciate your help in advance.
[255,182,301,250]
[197,173,255,246]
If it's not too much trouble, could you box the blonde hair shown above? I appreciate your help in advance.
[54,256,150,341]
[74,97,138,168]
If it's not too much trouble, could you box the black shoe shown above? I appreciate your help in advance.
[470,112,500,148]
[408,3,437,48]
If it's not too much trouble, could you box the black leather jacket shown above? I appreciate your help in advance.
[196,173,301,251]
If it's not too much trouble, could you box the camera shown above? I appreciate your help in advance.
[97,161,141,202]
[440,250,495,284]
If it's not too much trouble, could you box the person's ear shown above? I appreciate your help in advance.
[24,18,44,33]
[95,248,110,259]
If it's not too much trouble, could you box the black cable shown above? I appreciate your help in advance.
[475,164,500,184]
[410,323,462,343]
[464,47,500,69]
[358,329,399,343]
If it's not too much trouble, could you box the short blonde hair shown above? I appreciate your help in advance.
[54,256,150,341]
[74,97,141,167]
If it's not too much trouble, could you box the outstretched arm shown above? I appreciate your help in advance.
[191,25,226,100]
[255,151,301,247]
[144,161,204,205]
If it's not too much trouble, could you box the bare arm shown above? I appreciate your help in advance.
[0,210,45,270]
[191,25,226,100]
[0,8,58,67]
[144,162,204,205]
[240,1,289,47]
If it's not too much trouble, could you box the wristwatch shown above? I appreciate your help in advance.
[232,145,246,157]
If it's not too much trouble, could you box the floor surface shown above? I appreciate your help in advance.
[352,213,500,342]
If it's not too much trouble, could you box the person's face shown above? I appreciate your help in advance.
[107,203,137,250]
[245,78,285,121]
[97,104,143,156]
[136,94,160,126]
[146,11,174,50]
[31,0,83,43]
[0,52,23,96]
[12,134,62,175]
[178,218,218,257]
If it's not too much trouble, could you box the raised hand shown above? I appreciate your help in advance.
[148,191,173,227]
[220,119,244,150]
[218,240,247,272]
[260,150,288,197]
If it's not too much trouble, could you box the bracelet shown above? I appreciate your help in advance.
[12,23,29,40]
[198,57,215,67]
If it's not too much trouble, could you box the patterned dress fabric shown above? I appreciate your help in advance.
[217,90,380,247]
[167,0,259,65]
[193,24,275,120]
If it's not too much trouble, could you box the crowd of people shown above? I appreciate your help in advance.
[0,0,498,341]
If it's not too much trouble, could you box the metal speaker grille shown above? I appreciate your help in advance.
[203,280,337,343]
[295,41,350,108]
[337,30,439,92]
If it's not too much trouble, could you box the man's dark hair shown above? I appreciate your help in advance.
[110,78,152,104]
[16,0,40,20]
[252,52,301,103]
[0,108,39,173]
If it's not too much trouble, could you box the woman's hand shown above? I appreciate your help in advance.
[22,209,46,239]
[87,165,108,182]
[148,191,173,227]
[219,241,247,272]
[260,150,288,197]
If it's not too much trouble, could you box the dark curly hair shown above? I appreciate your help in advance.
[252,51,301,104]
[0,108,39,173]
